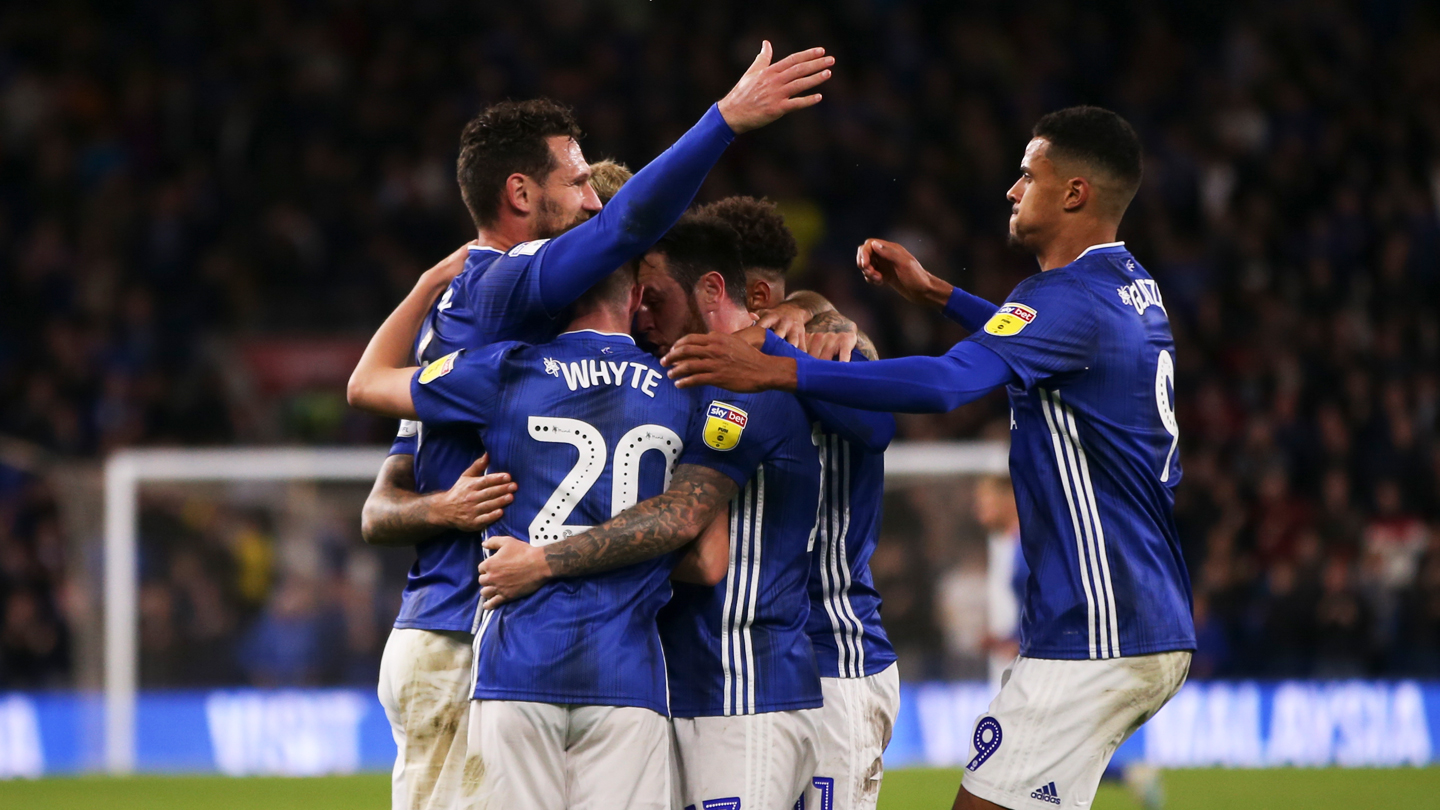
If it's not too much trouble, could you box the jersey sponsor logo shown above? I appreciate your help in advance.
[703,402,748,451]
[417,351,458,384]
[1117,278,1166,315]
[1030,782,1061,805]
[507,238,550,257]
[983,303,1037,336]
[966,716,1003,771]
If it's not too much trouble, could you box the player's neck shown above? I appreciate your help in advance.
[706,302,754,336]
[475,216,533,253]
[565,307,632,337]
[1036,223,1120,271]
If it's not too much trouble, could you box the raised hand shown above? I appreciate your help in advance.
[662,332,798,393]
[435,454,516,533]
[718,42,833,134]
[856,238,954,308]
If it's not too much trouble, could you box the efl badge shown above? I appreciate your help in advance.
[983,303,1037,336]
[703,402,748,451]
[418,351,458,384]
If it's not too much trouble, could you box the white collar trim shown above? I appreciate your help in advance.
[1075,241,1126,260]
[468,245,504,253]
[562,329,637,344]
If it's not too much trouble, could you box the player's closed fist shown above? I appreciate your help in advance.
[718,42,833,133]
[856,238,952,307]
[478,536,551,609]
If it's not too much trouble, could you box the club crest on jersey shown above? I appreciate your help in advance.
[703,402,748,451]
[984,303,1037,336]
[418,351,458,384]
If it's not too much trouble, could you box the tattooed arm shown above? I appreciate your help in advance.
[806,308,879,361]
[361,453,515,546]
[477,464,738,608]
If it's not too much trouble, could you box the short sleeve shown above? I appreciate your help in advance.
[677,390,785,487]
[409,342,521,429]
[387,420,419,456]
[967,272,1099,388]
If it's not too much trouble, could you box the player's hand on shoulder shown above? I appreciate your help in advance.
[856,238,953,308]
[717,42,833,134]
[662,332,794,392]
[478,536,549,609]
[436,454,516,533]
[753,305,808,351]
[805,329,858,362]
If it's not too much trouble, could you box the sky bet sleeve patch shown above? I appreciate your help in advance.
[702,401,748,451]
[983,303,1038,336]
[418,351,459,384]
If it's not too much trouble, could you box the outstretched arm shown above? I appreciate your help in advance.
[477,464,738,608]
[536,43,834,314]
[856,239,998,332]
[663,332,1016,414]
[759,331,895,452]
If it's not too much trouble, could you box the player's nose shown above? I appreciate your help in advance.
[582,183,602,212]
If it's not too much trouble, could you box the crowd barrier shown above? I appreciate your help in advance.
[1,681,1436,777]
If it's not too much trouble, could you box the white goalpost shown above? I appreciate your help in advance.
[101,441,1008,774]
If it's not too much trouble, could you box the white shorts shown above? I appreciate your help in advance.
[467,700,672,810]
[809,664,901,810]
[962,651,1191,810]
[672,709,821,810]
[377,628,480,810]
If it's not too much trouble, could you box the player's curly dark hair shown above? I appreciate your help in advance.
[694,196,797,278]
[456,99,583,229]
[650,214,748,306]
[1032,106,1142,211]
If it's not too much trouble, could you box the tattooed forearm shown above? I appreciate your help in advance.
[544,464,738,578]
[807,310,880,360]
[361,454,443,546]
[784,290,837,319]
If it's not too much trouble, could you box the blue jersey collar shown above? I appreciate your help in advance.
[558,329,637,345]
[1074,241,1126,260]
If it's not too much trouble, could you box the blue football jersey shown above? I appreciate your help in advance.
[805,424,897,679]
[659,387,824,717]
[394,245,544,632]
[968,243,1195,660]
[411,331,697,713]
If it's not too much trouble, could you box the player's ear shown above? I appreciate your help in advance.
[697,272,726,307]
[1065,176,1089,212]
[503,173,533,215]
[746,277,770,311]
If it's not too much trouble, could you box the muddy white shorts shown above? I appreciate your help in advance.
[808,664,901,810]
[672,709,821,810]
[467,699,672,810]
[961,651,1191,810]
[377,628,480,810]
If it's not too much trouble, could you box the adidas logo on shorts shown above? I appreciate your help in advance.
[1030,781,1061,805]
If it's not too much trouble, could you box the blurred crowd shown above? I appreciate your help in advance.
[2,0,1439,686]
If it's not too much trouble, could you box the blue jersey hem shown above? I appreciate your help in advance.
[670,695,823,718]
[471,688,670,717]
[1019,638,1197,660]
[393,619,478,633]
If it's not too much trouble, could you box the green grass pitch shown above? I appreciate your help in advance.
[0,768,1437,809]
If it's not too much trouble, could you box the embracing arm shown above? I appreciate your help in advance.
[760,331,895,452]
[664,332,1017,414]
[361,454,516,545]
[478,464,738,608]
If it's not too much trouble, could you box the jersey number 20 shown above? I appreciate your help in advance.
[527,417,684,545]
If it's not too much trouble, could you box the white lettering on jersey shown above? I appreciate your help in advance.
[1117,279,1166,315]
[552,358,659,398]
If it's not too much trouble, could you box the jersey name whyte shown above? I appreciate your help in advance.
[544,356,664,397]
